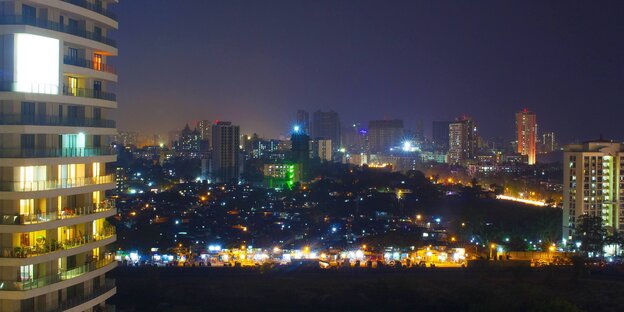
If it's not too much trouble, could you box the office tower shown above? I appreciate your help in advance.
[432,121,452,150]
[311,110,340,151]
[368,120,404,154]
[0,1,118,310]
[448,116,478,164]
[542,132,557,153]
[290,127,310,163]
[562,140,624,245]
[310,139,332,162]
[196,120,212,149]
[211,122,241,183]
[516,109,537,165]
[296,110,310,135]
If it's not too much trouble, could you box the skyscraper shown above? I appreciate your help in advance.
[516,109,537,165]
[448,116,478,164]
[312,110,340,151]
[211,122,241,183]
[0,1,118,310]
[367,120,404,153]
[562,140,624,246]
[432,121,452,150]
[296,110,310,135]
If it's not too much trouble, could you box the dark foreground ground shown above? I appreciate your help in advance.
[109,266,624,312]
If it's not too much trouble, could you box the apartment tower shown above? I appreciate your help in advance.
[0,1,118,311]
[516,109,537,165]
[562,140,623,244]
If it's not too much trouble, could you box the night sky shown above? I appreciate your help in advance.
[112,0,624,144]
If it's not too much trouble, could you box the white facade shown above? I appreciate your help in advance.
[563,141,624,242]
[0,1,118,311]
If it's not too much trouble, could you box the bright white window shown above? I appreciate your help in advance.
[14,33,60,94]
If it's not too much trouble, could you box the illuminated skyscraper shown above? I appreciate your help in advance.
[516,109,537,164]
[562,140,624,247]
[0,1,118,310]
[448,116,478,164]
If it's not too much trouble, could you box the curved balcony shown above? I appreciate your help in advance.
[0,200,115,226]
[0,226,115,258]
[55,278,116,312]
[61,0,117,21]
[63,85,116,101]
[0,257,115,291]
[0,81,116,102]
[64,55,116,75]
[0,175,115,192]
[0,147,116,158]
[0,114,115,128]
[0,15,116,47]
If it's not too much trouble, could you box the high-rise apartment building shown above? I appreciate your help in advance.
[448,116,478,164]
[367,120,404,154]
[541,132,557,153]
[562,140,624,244]
[173,124,200,157]
[310,139,332,162]
[211,122,240,183]
[295,110,310,135]
[0,1,118,310]
[114,131,138,147]
[311,110,340,151]
[196,120,212,149]
[516,109,537,165]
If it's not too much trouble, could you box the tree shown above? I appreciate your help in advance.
[574,215,605,257]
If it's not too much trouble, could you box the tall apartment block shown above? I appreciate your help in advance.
[516,109,537,165]
[563,140,623,245]
[211,121,240,183]
[448,116,478,165]
[0,1,118,311]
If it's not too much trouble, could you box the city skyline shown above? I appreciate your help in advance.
[113,0,624,143]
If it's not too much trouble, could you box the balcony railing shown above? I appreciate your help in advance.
[64,55,116,75]
[55,278,116,312]
[0,200,115,225]
[0,15,117,47]
[0,257,115,291]
[0,147,116,158]
[0,174,115,192]
[61,0,117,21]
[0,226,116,258]
[63,85,116,101]
[0,114,116,128]
[0,81,116,102]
